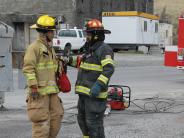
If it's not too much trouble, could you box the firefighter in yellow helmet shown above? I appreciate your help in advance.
[23,15,64,138]
[68,19,114,138]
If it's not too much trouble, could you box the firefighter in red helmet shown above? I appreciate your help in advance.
[68,19,114,138]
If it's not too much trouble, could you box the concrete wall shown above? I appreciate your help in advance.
[159,23,173,48]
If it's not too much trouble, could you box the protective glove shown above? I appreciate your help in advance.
[90,81,102,97]
[77,55,84,68]
[60,56,69,63]
[30,85,39,100]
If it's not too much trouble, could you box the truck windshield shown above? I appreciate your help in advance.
[58,30,77,37]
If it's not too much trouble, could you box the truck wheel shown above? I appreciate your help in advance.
[72,50,79,54]
[113,49,120,52]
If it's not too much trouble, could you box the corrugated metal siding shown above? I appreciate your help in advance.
[0,22,14,93]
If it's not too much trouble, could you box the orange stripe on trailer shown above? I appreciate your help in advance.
[102,11,159,20]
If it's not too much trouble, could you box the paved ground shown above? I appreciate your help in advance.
[1,53,184,138]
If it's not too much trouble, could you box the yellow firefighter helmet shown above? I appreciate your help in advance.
[30,15,56,30]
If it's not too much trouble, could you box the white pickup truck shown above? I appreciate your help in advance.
[53,27,86,53]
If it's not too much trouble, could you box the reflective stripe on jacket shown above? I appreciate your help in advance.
[75,85,108,99]
[23,37,59,95]
[73,41,114,99]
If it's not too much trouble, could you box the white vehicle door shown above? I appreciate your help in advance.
[77,30,86,49]
[68,30,80,50]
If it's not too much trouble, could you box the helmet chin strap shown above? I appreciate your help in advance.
[45,33,52,42]
[41,33,52,48]
[90,33,99,46]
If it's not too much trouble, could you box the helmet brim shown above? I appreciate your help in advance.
[104,29,111,34]
[30,24,56,30]
[85,29,111,34]
[30,24,38,29]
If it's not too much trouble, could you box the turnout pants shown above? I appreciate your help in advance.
[26,93,64,138]
[77,95,106,138]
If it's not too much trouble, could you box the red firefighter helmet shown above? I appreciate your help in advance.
[85,19,111,34]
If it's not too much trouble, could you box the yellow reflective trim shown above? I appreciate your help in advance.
[25,73,36,80]
[47,62,55,69]
[38,80,57,86]
[98,74,109,84]
[98,91,108,99]
[36,61,56,70]
[71,56,77,67]
[39,85,59,95]
[101,58,114,67]
[75,85,107,99]
[36,63,45,69]
[76,86,90,95]
[83,136,89,138]
[80,62,103,71]
[47,80,57,85]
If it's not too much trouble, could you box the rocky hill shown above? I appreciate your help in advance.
[154,0,184,44]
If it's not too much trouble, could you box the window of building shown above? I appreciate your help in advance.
[110,2,112,8]
[144,21,147,32]
[166,30,168,38]
[155,22,158,33]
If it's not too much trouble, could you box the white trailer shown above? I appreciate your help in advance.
[102,11,159,51]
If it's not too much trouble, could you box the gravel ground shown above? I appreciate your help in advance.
[1,53,184,138]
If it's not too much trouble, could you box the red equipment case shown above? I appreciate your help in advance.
[164,16,184,68]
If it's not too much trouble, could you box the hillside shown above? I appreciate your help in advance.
[154,0,184,44]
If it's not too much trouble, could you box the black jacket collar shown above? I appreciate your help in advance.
[90,41,104,52]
